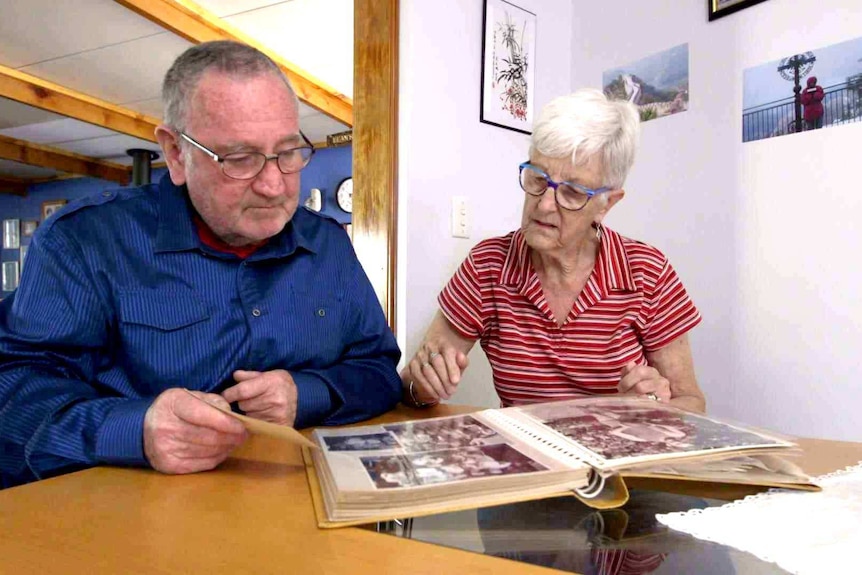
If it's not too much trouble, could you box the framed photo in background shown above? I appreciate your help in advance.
[708,0,770,21]
[3,219,20,249]
[41,199,68,221]
[2,261,19,292]
[21,220,38,237]
[480,0,536,134]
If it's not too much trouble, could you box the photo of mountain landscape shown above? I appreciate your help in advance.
[602,44,689,123]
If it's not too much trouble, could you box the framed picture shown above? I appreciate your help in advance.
[708,0,770,21]
[2,261,19,292]
[3,219,20,249]
[41,199,68,221]
[21,220,38,237]
[480,0,536,134]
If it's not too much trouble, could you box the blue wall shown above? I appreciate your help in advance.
[299,144,352,225]
[1,145,351,293]
[1,171,164,294]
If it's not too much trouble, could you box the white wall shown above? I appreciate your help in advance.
[398,0,574,408]
[569,0,862,441]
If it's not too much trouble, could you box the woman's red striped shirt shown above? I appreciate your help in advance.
[438,227,701,407]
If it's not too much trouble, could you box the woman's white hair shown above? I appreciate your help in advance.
[529,89,640,189]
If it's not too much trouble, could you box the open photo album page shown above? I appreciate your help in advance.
[515,397,794,470]
[313,413,588,493]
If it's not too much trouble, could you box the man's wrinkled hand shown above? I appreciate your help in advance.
[143,388,248,475]
[222,369,298,426]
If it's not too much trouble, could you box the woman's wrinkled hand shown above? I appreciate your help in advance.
[401,342,470,404]
[617,361,671,402]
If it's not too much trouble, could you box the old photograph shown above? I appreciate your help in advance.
[384,415,500,453]
[362,443,548,489]
[528,400,785,462]
[323,432,398,452]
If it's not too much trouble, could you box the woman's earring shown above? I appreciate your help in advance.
[594,222,603,241]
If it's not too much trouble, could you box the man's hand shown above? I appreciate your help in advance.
[617,361,672,402]
[221,369,298,426]
[143,388,248,475]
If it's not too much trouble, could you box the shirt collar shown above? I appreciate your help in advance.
[154,173,317,258]
[595,225,636,293]
[498,225,636,293]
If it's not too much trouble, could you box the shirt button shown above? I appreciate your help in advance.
[251,308,261,317]
[102,191,111,197]
[317,309,326,317]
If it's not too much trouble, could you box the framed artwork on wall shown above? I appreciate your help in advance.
[708,0,770,21]
[41,199,68,221]
[21,220,39,237]
[3,219,20,249]
[2,260,19,292]
[480,0,536,134]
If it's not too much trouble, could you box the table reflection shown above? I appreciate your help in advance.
[371,490,791,574]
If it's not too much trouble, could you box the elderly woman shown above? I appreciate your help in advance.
[403,89,705,413]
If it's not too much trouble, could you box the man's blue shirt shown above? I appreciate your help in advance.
[0,175,401,487]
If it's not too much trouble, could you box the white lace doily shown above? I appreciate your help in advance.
[656,462,862,574]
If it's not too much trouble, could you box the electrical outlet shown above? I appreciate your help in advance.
[451,196,470,238]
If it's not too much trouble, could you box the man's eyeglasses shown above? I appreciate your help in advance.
[179,131,315,180]
[518,162,611,211]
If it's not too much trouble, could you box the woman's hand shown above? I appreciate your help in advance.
[617,336,706,413]
[617,361,671,402]
[401,312,476,406]
[402,344,469,403]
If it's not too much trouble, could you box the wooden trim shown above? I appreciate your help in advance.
[0,134,131,185]
[353,0,399,330]
[0,64,159,143]
[113,0,353,126]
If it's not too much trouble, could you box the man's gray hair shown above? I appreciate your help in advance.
[529,89,640,189]
[162,40,297,131]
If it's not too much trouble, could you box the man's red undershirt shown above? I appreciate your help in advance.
[192,213,268,259]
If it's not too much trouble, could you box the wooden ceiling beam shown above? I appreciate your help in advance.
[113,0,353,126]
[0,134,131,185]
[0,64,159,143]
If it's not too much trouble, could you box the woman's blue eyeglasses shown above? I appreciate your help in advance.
[518,162,611,211]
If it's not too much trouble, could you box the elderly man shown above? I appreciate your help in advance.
[0,41,401,488]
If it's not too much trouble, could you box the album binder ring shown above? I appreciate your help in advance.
[574,469,606,499]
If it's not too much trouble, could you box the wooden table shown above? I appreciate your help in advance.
[2,404,861,575]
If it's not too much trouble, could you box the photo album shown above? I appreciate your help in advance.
[304,397,818,528]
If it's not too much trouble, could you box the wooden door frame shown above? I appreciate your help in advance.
[353,0,399,332]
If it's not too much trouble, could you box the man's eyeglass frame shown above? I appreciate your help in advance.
[179,131,316,180]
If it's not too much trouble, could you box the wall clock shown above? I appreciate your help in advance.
[336,177,353,213]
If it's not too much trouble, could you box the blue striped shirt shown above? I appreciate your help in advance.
[0,175,401,487]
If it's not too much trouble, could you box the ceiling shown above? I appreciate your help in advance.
[0,0,353,187]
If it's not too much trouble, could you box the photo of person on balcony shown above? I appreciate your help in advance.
[401,89,706,415]
[801,75,825,130]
